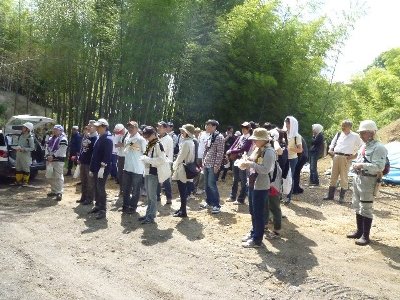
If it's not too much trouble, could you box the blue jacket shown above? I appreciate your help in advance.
[90,133,113,174]
[70,132,82,154]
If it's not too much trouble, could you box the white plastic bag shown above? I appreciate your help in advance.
[73,165,80,179]
[282,168,292,195]
[98,167,105,179]
[45,162,54,179]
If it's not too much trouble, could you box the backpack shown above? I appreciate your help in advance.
[269,161,282,196]
[383,156,390,176]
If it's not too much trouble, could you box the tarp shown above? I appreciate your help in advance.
[383,141,400,185]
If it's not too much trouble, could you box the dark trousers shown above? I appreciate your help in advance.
[122,171,142,210]
[177,180,188,214]
[293,156,307,192]
[230,166,247,202]
[248,189,268,243]
[93,173,108,212]
[110,154,118,179]
[309,152,319,184]
[67,154,77,172]
[80,163,94,202]
[117,156,125,187]
[265,194,282,231]
[157,178,172,201]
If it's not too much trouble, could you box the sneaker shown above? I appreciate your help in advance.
[166,199,172,205]
[241,232,253,242]
[88,207,100,214]
[199,203,210,209]
[225,198,235,202]
[232,200,244,205]
[196,189,204,195]
[47,192,57,197]
[138,216,147,221]
[242,239,261,248]
[211,206,221,214]
[173,211,187,218]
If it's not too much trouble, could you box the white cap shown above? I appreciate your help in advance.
[234,130,241,137]
[72,125,79,130]
[114,123,125,132]
[269,128,279,141]
[22,122,34,131]
[357,120,378,132]
[93,118,109,127]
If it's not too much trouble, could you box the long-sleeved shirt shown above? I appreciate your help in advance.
[79,132,98,165]
[310,132,324,157]
[354,140,388,176]
[159,133,174,163]
[17,132,34,153]
[250,146,276,190]
[172,137,195,183]
[123,132,146,174]
[203,131,224,168]
[329,131,362,155]
[69,132,82,154]
[46,134,68,161]
[228,134,252,157]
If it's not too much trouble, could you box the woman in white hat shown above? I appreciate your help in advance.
[239,128,276,248]
[172,124,196,217]
[14,122,35,185]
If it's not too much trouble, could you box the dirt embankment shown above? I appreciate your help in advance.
[0,170,399,300]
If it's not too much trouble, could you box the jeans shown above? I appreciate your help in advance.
[309,152,319,184]
[122,171,142,210]
[204,167,220,208]
[265,194,282,231]
[157,178,172,201]
[230,166,247,202]
[177,180,188,214]
[249,189,268,243]
[287,158,298,201]
[293,155,307,192]
[145,174,158,221]
[93,172,108,211]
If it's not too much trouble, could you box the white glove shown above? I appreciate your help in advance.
[89,171,93,177]
[98,167,105,179]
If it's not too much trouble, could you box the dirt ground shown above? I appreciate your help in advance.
[1,160,399,300]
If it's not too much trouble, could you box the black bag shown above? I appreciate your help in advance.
[184,162,200,179]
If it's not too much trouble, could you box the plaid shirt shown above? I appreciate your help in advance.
[203,132,225,168]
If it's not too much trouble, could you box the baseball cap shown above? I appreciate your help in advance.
[93,118,109,127]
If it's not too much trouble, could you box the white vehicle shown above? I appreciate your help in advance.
[0,115,55,179]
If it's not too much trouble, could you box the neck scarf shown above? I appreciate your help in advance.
[48,134,64,152]
[144,138,159,156]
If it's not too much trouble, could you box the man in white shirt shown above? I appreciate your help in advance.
[157,121,174,204]
[194,127,209,194]
[324,120,362,202]
[121,121,146,213]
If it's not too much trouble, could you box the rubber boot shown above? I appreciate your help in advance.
[323,186,336,200]
[355,217,372,246]
[339,188,347,203]
[346,214,363,239]
[15,173,23,185]
[22,173,30,185]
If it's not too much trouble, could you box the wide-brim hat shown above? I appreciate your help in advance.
[249,128,270,141]
[179,124,195,138]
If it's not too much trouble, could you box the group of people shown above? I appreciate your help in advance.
[13,115,387,248]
